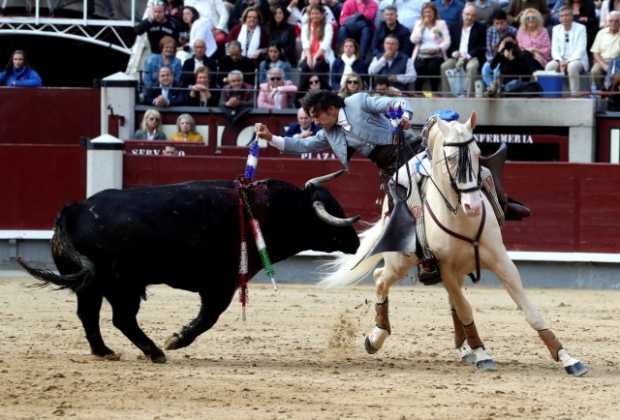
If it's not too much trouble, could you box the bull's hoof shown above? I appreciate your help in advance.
[150,351,167,364]
[96,352,121,361]
[364,336,378,354]
[164,333,182,350]
[93,347,120,361]
[565,361,589,377]
[476,359,497,372]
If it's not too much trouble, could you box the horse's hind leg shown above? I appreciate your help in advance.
[492,255,588,376]
[444,275,496,371]
[108,292,167,363]
[365,253,416,354]
[76,287,118,360]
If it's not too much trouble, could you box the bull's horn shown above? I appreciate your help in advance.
[304,169,346,189]
[313,201,360,227]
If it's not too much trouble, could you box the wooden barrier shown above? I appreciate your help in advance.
[0,144,85,229]
[0,88,100,145]
[124,154,620,253]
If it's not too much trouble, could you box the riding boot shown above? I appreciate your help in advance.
[505,198,531,220]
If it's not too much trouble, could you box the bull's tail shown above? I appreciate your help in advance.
[319,218,386,288]
[17,204,95,292]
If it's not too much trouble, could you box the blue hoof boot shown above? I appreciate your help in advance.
[462,352,476,365]
[565,361,589,377]
[476,359,497,371]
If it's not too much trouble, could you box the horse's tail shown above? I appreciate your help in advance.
[319,218,386,288]
[17,204,95,292]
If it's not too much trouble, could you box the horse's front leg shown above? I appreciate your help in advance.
[491,255,589,376]
[365,253,416,354]
[444,274,497,371]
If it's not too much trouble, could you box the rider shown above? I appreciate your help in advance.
[255,89,444,283]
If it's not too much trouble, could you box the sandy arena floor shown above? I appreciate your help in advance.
[0,276,619,420]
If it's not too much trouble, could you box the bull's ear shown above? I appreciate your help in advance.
[467,112,477,130]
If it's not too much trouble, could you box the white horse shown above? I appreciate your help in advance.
[321,112,589,376]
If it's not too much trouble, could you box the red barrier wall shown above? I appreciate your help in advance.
[0,88,100,144]
[124,154,620,253]
[0,144,86,229]
[502,163,620,252]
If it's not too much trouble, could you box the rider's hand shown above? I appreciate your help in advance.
[400,118,411,130]
[255,123,273,142]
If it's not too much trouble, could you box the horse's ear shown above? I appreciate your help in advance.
[436,118,451,138]
[467,112,477,130]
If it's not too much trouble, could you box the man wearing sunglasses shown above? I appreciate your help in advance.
[257,68,298,110]
[545,6,588,95]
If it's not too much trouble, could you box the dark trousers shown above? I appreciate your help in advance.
[414,56,444,92]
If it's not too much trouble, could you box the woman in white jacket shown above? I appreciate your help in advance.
[410,2,450,92]
[300,5,335,69]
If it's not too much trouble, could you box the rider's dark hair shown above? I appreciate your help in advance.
[300,90,345,116]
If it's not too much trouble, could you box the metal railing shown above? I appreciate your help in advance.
[136,69,604,105]
[0,0,145,54]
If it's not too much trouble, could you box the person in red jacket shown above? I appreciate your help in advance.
[338,0,378,60]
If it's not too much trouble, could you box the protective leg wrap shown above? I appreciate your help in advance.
[451,309,466,348]
[463,321,484,350]
[375,299,391,334]
[538,329,563,362]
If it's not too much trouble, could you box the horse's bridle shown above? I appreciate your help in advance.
[423,123,486,283]
[442,136,483,195]
[422,135,482,215]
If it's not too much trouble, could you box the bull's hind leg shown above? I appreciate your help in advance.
[365,253,417,354]
[443,275,496,371]
[491,255,588,376]
[76,287,118,360]
[108,292,167,363]
[165,288,236,350]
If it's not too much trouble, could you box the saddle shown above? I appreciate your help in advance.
[479,143,531,222]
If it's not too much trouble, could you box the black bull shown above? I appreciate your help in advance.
[18,173,360,363]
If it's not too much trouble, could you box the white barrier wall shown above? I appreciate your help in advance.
[408,97,597,163]
[86,134,124,198]
[100,72,137,140]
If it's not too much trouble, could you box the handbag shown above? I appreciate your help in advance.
[445,67,466,96]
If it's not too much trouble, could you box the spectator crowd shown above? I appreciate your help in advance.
[133,0,620,108]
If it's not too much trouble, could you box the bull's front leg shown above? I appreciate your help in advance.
[165,289,235,350]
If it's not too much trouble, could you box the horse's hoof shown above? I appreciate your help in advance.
[476,359,497,372]
[461,352,476,365]
[364,336,378,354]
[164,333,182,350]
[565,361,589,377]
[150,352,167,364]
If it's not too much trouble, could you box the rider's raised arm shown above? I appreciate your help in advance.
[270,130,331,154]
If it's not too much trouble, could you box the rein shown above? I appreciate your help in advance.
[423,120,486,282]
[424,200,486,283]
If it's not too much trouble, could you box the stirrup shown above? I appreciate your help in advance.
[417,259,442,285]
